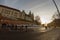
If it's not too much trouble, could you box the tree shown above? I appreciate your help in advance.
[52,12,60,20]
[51,12,60,27]
[35,16,41,25]
[29,11,34,21]
[35,16,40,21]
[22,10,26,14]
[29,11,31,15]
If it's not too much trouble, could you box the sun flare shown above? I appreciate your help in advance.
[40,16,50,24]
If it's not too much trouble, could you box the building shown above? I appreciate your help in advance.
[47,19,60,28]
[0,5,38,32]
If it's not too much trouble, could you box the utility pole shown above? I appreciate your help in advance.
[52,0,60,16]
[52,0,60,27]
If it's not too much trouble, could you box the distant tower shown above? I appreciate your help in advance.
[52,0,60,16]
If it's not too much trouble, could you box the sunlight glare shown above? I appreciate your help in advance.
[40,16,50,24]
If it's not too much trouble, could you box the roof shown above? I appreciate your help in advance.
[0,5,33,17]
[0,5,20,12]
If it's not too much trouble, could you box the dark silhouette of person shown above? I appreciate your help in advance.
[25,26,27,32]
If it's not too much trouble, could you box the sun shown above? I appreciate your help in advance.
[41,18,47,24]
[40,16,50,24]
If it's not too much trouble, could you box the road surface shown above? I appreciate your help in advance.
[0,28,60,40]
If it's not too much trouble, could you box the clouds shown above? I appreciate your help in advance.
[0,0,60,23]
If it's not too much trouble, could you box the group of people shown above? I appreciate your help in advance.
[1,23,28,32]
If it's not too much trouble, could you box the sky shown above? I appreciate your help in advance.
[0,0,60,24]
